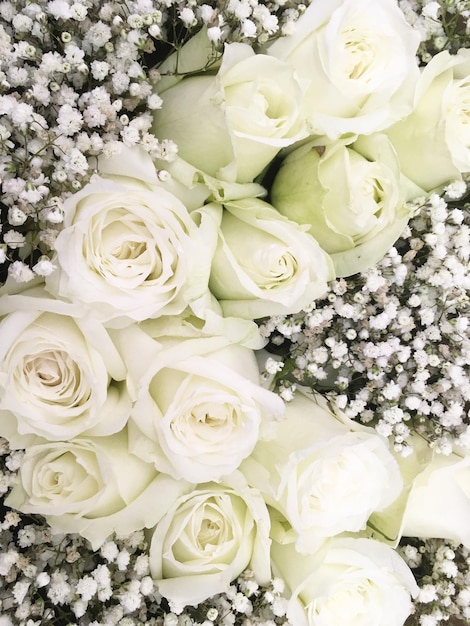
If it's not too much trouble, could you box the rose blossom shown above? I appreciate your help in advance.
[271,536,418,626]
[114,325,284,483]
[241,392,403,554]
[0,287,131,445]
[5,430,190,549]
[200,197,333,319]
[45,146,213,326]
[148,471,271,606]
[267,0,420,140]
[387,48,470,191]
[153,37,307,183]
[271,134,422,277]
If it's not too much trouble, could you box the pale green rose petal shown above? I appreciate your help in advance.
[189,294,267,350]
[139,303,267,350]
[156,27,220,93]
[0,285,87,318]
[271,146,350,251]
[153,154,267,206]
[368,434,432,545]
[386,49,470,191]
[93,144,161,186]
[330,211,411,278]
[386,68,460,191]
[400,450,470,548]
[154,75,235,179]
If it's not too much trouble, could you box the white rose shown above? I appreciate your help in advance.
[148,471,271,606]
[45,146,213,326]
[387,48,470,191]
[400,450,470,548]
[267,0,420,140]
[200,198,333,319]
[271,537,418,626]
[153,39,307,183]
[5,431,190,549]
[271,134,422,277]
[0,287,131,445]
[114,325,284,483]
[241,392,403,554]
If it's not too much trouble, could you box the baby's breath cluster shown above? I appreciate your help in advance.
[0,0,307,285]
[399,0,470,61]
[400,538,470,626]
[0,508,162,626]
[0,0,171,284]
[261,184,470,456]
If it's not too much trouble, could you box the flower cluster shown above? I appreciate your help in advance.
[0,0,306,284]
[0,1,470,625]
[399,0,470,60]
[0,478,290,625]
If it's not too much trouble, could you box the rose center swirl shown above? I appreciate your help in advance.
[20,349,86,406]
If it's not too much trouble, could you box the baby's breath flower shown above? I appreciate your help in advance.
[8,261,35,282]
[263,193,470,454]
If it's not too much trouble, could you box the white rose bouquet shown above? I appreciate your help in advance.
[0,1,469,626]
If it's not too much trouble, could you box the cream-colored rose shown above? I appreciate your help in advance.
[271,134,421,277]
[45,146,213,326]
[200,198,333,319]
[387,48,470,191]
[114,325,284,483]
[153,39,307,183]
[149,471,271,606]
[241,392,403,554]
[0,287,131,446]
[400,449,470,548]
[267,0,420,140]
[271,536,418,626]
[5,430,190,549]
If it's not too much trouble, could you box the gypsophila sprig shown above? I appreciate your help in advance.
[399,0,470,61]
[400,538,470,626]
[261,187,470,456]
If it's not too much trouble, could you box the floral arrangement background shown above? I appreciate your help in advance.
[0,0,469,625]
